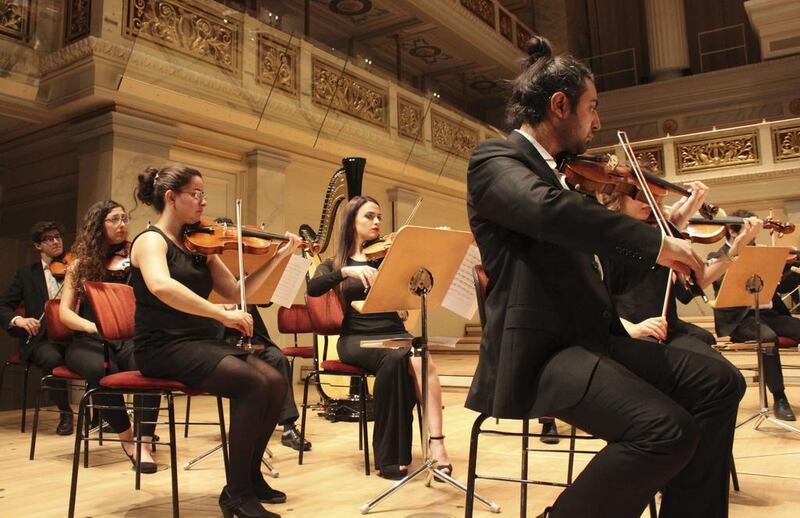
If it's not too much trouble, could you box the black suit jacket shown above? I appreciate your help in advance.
[465,131,662,419]
[709,243,793,337]
[0,262,50,360]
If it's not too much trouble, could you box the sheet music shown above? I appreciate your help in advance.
[360,336,460,349]
[441,244,481,320]
[271,254,311,308]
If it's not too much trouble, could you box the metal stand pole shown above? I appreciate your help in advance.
[736,274,800,434]
[184,443,279,477]
[360,268,500,514]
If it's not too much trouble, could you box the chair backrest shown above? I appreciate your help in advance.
[304,290,344,336]
[45,299,74,343]
[473,264,489,326]
[277,304,315,338]
[83,281,136,341]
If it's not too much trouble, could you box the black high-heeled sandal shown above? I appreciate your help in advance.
[429,435,453,482]
[219,486,280,518]
[253,476,287,504]
[121,444,157,474]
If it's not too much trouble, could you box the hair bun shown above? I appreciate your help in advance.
[525,36,552,66]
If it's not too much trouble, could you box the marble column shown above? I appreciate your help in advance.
[243,148,290,235]
[644,0,690,81]
[387,187,422,232]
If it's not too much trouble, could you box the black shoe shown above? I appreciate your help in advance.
[281,428,311,452]
[219,486,279,518]
[253,477,287,504]
[56,412,74,436]
[433,463,454,483]
[536,506,553,518]
[774,395,797,421]
[122,446,158,474]
[540,421,559,445]
[378,464,408,480]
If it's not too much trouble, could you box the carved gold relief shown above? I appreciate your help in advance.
[634,146,664,176]
[431,112,478,159]
[256,35,296,96]
[311,59,387,129]
[773,126,800,162]
[676,132,759,174]
[498,10,512,41]
[460,0,494,28]
[65,0,91,44]
[516,23,531,51]
[397,97,423,140]
[0,0,32,42]
[124,0,240,74]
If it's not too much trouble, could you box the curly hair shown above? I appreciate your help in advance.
[30,221,65,243]
[70,200,125,296]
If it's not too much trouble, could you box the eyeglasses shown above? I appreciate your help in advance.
[40,235,62,243]
[180,190,207,202]
[105,214,130,226]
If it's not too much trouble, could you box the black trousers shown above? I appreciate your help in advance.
[66,335,160,436]
[546,335,745,518]
[252,346,299,427]
[29,340,72,412]
[730,310,800,396]
[338,333,416,468]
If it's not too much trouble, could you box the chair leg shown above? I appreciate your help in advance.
[649,498,657,518]
[183,395,192,438]
[21,364,31,433]
[731,455,740,492]
[417,402,424,456]
[299,372,312,465]
[166,392,180,518]
[567,424,577,485]
[134,399,143,491]
[68,390,92,518]
[29,375,48,460]
[521,419,529,518]
[360,375,370,476]
[217,397,230,482]
[465,414,489,518]
[83,395,91,468]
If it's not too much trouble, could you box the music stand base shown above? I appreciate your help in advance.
[737,408,800,434]
[183,442,279,477]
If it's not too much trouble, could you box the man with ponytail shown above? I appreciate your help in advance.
[466,36,743,518]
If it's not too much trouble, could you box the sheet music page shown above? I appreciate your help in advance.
[270,254,312,308]
[360,336,460,349]
[441,244,481,320]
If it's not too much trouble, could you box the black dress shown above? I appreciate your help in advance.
[307,258,416,468]
[132,226,248,388]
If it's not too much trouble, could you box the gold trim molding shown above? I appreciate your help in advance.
[256,35,297,97]
[772,125,800,162]
[65,0,90,44]
[634,146,664,176]
[676,132,759,174]
[0,0,33,43]
[397,97,423,140]
[460,0,494,28]
[311,59,387,129]
[431,112,478,159]
[124,0,240,74]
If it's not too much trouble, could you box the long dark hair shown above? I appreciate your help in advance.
[506,35,594,128]
[134,164,202,213]
[70,200,124,295]
[331,195,379,301]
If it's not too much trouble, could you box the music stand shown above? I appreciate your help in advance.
[356,226,500,514]
[714,246,800,434]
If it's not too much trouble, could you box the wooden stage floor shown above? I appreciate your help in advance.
[1,353,799,517]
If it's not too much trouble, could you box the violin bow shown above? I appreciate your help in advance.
[234,199,253,351]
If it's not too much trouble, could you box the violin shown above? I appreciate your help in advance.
[363,233,395,262]
[49,253,74,280]
[183,219,319,258]
[106,241,132,278]
[558,153,719,220]
[684,215,795,244]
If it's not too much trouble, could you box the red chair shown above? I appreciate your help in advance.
[300,290,371,474]
[67,281,229,518]
[0,352,32,433]
[277,304,315,380]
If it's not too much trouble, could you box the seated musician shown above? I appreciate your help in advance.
[708,209,800,421]
[0,221,75,435]
[306,196,452,481]
[466,35,745,518]
[131,165,301,517]
[60,201,161,472]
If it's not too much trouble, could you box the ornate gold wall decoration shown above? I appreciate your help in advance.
[431,112,478,159]
[516,23,531,51]
[498,10,512,41]
[397,97,423,140]
[311,59,387,129]
[0,0,32,42]
[773,125,800,161]
[460,0,495,28]
[65,0,91,44]
[634,146,664,175]
[124,0,240,74]
[676,132,759,173]
[256,35,297,96]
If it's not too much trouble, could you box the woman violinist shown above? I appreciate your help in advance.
[60,201,161,472]
[306,196,452,480]
[131,165,301,518]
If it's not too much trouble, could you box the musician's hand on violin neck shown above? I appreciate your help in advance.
[667,181,709,230]
[13,317,40,336]
[342,265,378,290]
[276,232,303,257]
[657,236,706,284]
[219,308,253,337]
[731,217,763,254]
